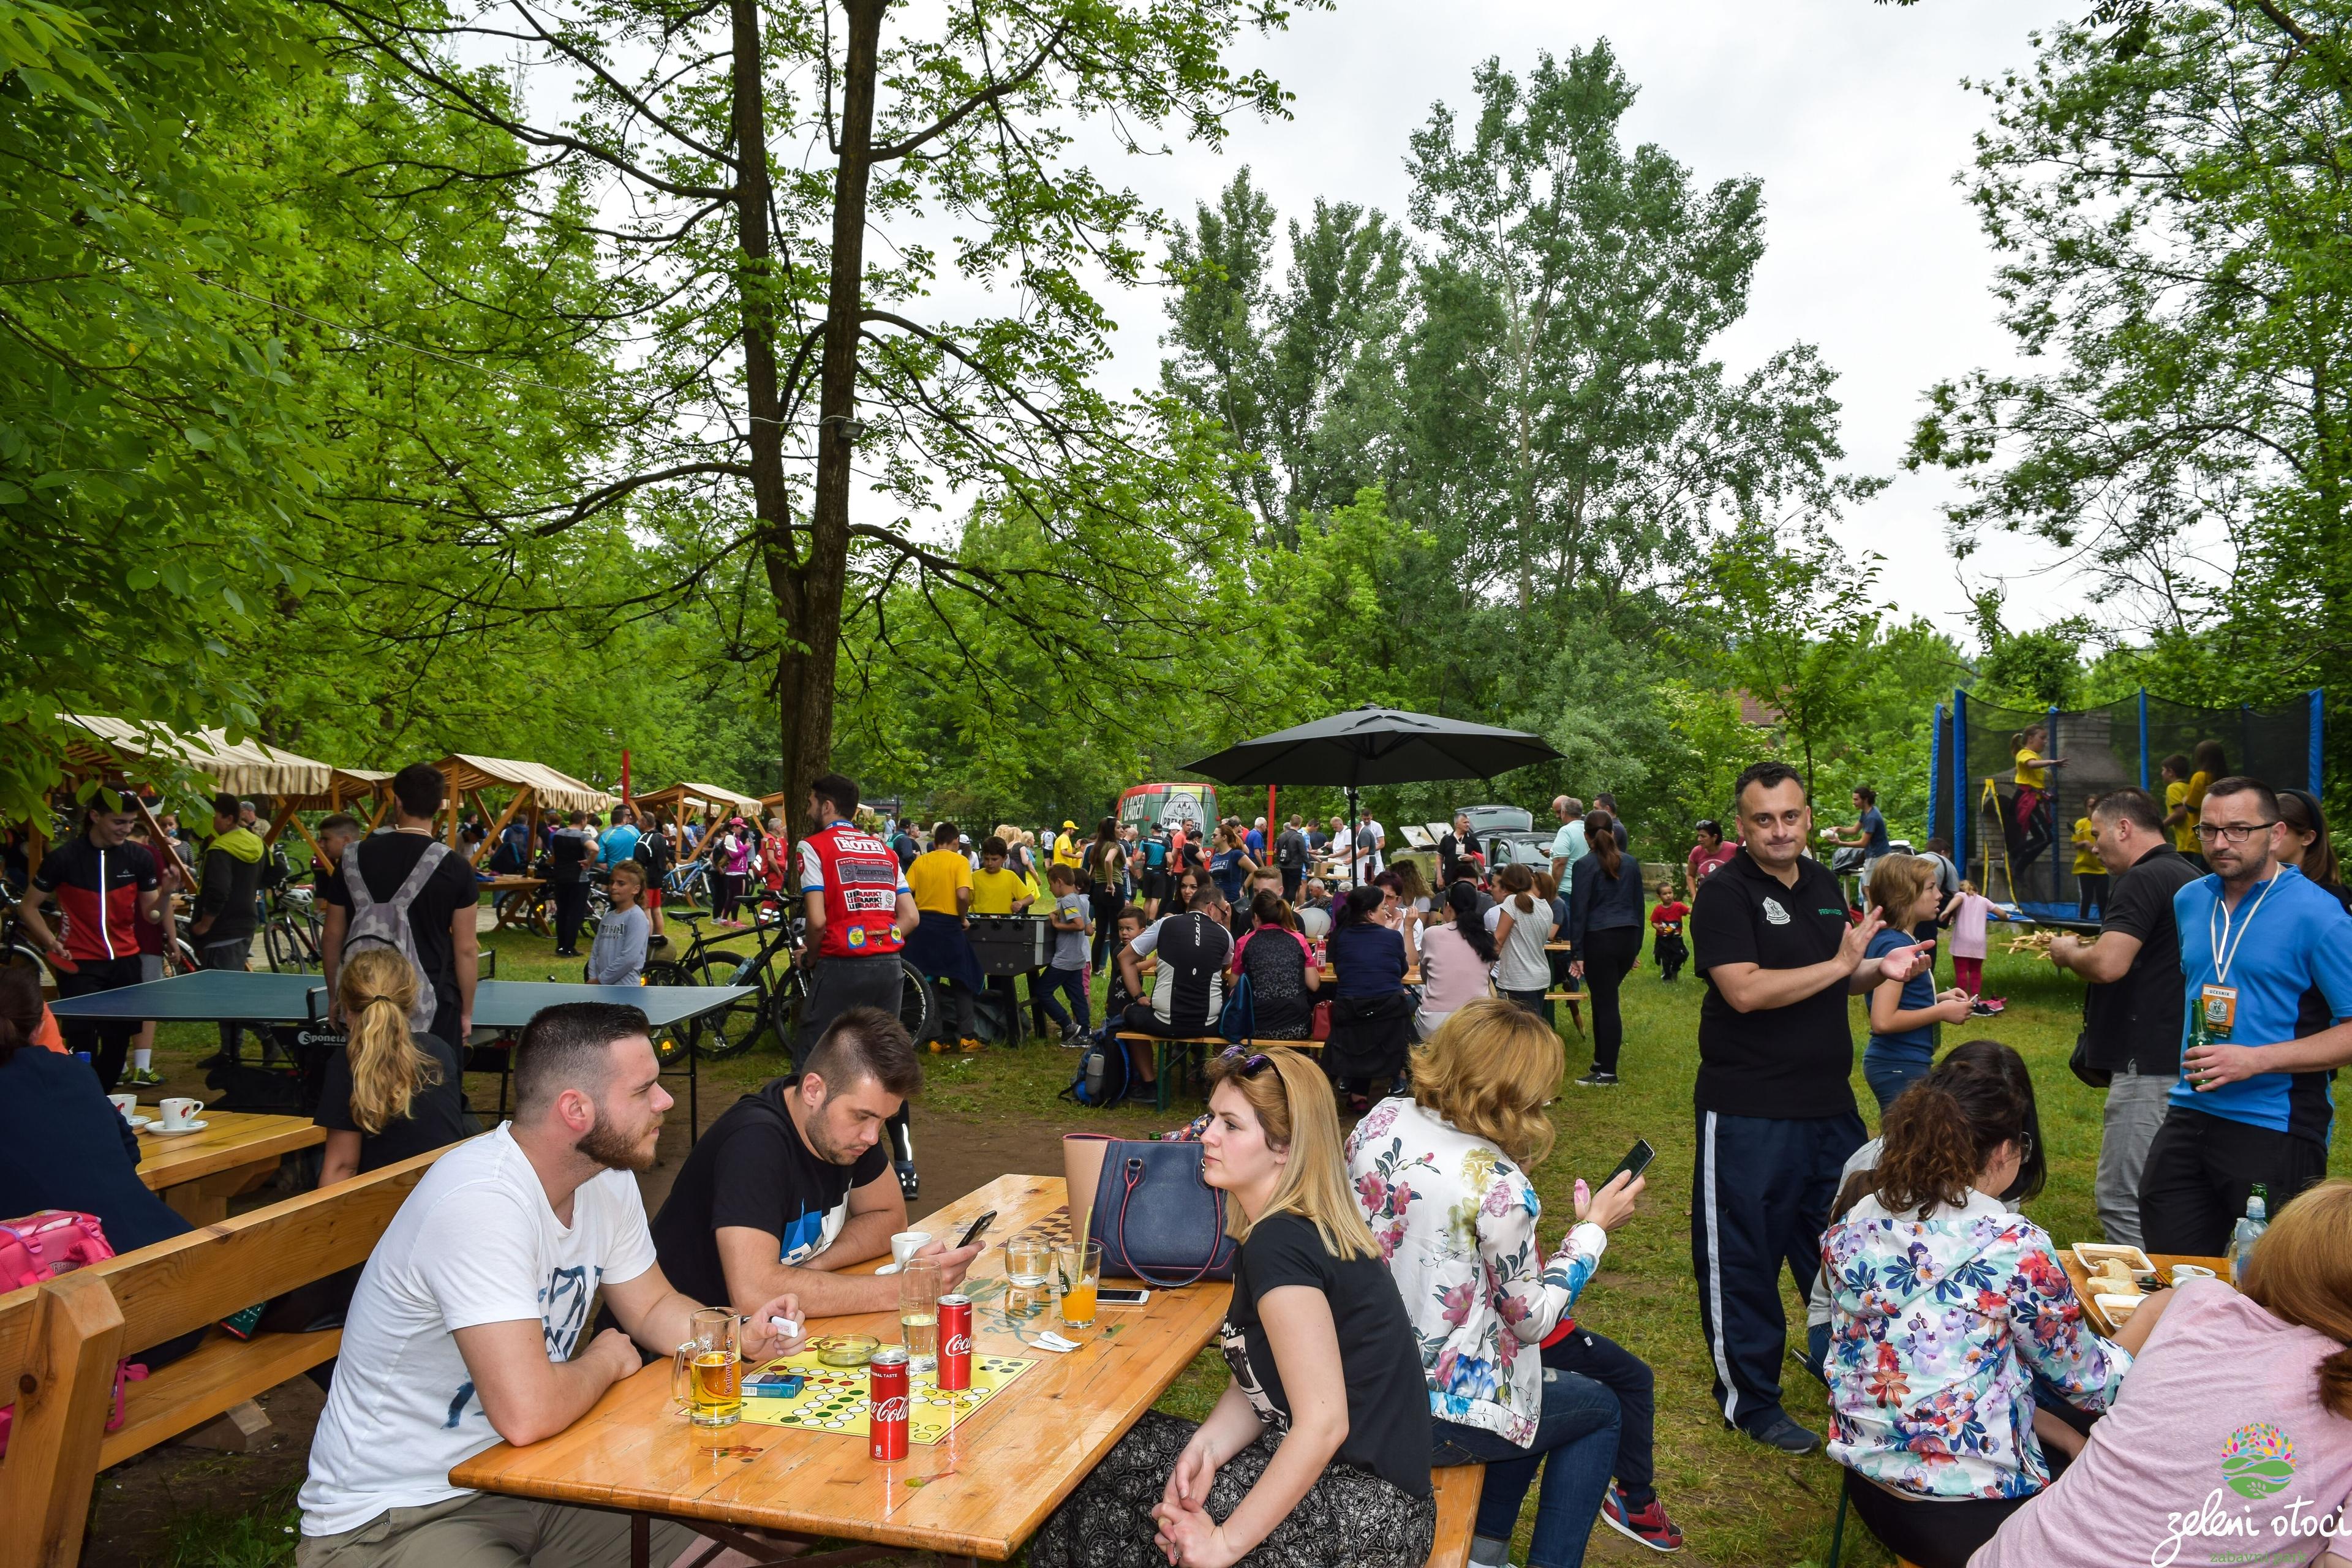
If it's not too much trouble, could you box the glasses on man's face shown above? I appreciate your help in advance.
[2193,821,2278,845]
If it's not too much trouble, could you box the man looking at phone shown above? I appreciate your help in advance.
[1689,761,1931,1456]
[643,1008,982,1319]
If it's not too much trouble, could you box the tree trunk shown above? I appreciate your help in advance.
[771,0,885,818]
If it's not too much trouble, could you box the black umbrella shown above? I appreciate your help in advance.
[1183,706,1562,884]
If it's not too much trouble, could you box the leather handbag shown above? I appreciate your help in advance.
[1063,1134,1238,1286]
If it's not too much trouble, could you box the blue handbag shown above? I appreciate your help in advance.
[1063,1134,1238,1286]
[1218,971,1256,1043]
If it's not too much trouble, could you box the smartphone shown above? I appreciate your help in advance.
[957,1210,997,1250]
[1098,1287,1150,1306]
[1603,1139,1656,1188]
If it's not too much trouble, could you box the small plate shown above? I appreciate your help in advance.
[149,1119,210,1134]
[125,1115,153,1131]
[2072,1242,2154,1275]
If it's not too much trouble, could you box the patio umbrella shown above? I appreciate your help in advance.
[1183,706,1562,885]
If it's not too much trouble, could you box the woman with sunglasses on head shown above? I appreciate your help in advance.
[1349,999,1665,1562]
[1032,1048,1434,1568]
[1820,1046,2124,1568]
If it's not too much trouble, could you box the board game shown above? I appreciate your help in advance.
[736,1349,1038,1445]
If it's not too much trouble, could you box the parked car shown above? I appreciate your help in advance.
[1457,804,1535,835]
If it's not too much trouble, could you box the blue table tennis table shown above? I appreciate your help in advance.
[50,970,748,1140]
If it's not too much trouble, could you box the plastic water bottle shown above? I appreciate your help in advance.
[2228,1185,2270,1284]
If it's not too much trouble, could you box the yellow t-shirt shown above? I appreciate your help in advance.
[2166,780,2198,853]
[2186,770,2212,814]
[907,848,972,916]
[2071,817,2101,875]
[971,866,1028,916]
[2015,749,2050,791]
[1052,832,1086,869]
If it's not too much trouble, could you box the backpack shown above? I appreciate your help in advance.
[1144,837,1167,870]
[0,1212,146,1455]
[1062,1032,1131,1107]
[1218,970,1256,1044]
[339,840,451,1032]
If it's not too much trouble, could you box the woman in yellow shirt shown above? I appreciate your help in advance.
[2010,725,2066,867]
[2071,793,2106,919]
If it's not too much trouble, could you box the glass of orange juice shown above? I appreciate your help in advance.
[1057,1240,1103,1327]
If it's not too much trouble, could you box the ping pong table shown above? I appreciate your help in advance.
[50,970,747,1141]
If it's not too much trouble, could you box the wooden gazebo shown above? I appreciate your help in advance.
[434,754,618,867]
[638,782,766,859]
[44,716,344,881]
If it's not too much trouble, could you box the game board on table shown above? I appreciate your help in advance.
[737,1350,1038,1445]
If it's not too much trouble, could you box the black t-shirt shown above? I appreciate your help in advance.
[2082,844,2201,1074]
[1219,1212,1430,1498]
[549,828,593,885]
[313,1033,477,1172]
[1691,849,1856,1119]
[318,834,480,1043]
[647,1076,891,1308]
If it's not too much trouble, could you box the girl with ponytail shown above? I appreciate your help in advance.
[317,948,475,1185]
[1821,1049,2123,1568]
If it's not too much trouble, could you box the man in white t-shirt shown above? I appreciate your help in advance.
[298,1003,807,1567]
[1355,810,1387,876]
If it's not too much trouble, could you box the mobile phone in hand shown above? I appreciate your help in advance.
[1604,1139,1656,1188]
[957,1210,997,1250]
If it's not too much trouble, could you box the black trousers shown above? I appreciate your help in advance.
[550,880,590,954]
[2076,872,2109,921]
[198,935,252,1057]
[1654,930,1688,981]
[1089,886,1125,971]
[55,956,143,1089]
[1844,1469,2029,1568]
[2137,1104,2329,1257]
[1580,924,1642,1074]
[1541,1327,1657,1504]
[1691,1107,1866,1434]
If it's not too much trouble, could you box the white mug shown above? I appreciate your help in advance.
[889,1231,932,1269]
[108,1093,138,1120]
[157,1097,204,1130]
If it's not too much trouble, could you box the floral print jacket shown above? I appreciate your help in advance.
[1344,1096,1606,1446]
[1823,1189,2130,1499]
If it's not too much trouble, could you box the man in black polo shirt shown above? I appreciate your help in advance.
[644,1008,980,1316]
[2048,786,2199,1248]
[1690,761,1931,1454]
[1116,887,1234,1036]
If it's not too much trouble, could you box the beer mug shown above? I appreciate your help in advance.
[671,1306,742,1427]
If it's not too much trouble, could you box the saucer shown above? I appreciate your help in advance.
[125,1115,153,1131]
[150,1119,209,1134]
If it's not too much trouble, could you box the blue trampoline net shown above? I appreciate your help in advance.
[1928,692,2324,918]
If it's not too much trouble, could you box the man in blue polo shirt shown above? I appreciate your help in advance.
[2138,776,2352,1256]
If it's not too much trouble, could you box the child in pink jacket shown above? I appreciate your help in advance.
[1943,881,1999,1014]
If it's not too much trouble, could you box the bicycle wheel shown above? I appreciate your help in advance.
[638,959,695,1064]
[897,957,935,1044]
[265,921,293,973]
[690,952,766,1058]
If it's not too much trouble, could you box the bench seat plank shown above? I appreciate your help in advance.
[99,1325,343,1468]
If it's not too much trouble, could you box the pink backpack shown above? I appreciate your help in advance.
[0,1211,145,1453]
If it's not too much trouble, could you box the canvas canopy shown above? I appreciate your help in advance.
[439,754,617,817]
[637,781,764,818]
[61,715,335,800]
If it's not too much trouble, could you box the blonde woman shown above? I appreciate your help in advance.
[1033,1048,1436,1568]
[1347,1000,1654,1566]
[315,948,475,1185]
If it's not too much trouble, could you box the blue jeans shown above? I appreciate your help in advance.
[1037,964,1090,1031]
[1862,1044,1932,1114]
[1431,1368,1620,1568]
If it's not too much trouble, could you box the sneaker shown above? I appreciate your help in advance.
[1599,1487,1684,1553]
[124,1066,165,1087]
[958,1036,987,1054]
[928,1038,949,1055]
[1969,1000,1998,1018]
[1060,1022,1087,1047]
[897,1162,919,1200]
[1734,1411,1821,1455]
[1575,1070,1619,1088]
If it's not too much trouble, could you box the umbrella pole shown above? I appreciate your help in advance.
[1348,784,1359,889]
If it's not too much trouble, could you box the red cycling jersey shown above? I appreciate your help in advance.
[795,822,907,960]
[32,835,160,963]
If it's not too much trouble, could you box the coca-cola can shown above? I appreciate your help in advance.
[938,1294,973,1390]
[869,1346,911,1461]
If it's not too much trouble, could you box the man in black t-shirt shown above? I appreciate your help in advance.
[1116,888,1235,1038]
[319,764,481,1046]
[1688,761,1929,1456]
[644,1007,981,1315]
[2049,786,2200,1249]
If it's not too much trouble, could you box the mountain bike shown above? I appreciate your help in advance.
[644,895,933,1058]
[263,885,324,972]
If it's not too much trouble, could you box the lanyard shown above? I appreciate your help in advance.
[2209,870,2286,988]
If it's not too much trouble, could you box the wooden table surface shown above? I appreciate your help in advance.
[136,1110,325,1224]
[451,1174,1232,1561]
[2060,1249,2230,1336]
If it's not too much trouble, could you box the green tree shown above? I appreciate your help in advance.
[1705,524,1883,793]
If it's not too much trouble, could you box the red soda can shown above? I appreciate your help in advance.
[938,1294,973,1390]
[869,1346,910,1461]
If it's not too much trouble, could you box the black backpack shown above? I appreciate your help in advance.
[1061,1033,1131,1107]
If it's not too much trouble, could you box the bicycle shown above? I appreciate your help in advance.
[644,895,935,1059]
[262,885,324,973]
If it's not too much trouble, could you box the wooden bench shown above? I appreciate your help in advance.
[0,1143,456,1567]
[1114,1034,1321,1112]
[1427,1463,1484,1568]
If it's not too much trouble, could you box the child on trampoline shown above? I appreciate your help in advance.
[2010,725,2067,869]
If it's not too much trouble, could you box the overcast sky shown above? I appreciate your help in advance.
[1064,0,2084,647]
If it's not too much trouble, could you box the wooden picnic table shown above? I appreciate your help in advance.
[136,1110,325,1224]
[2059,1250,2230,1337]
[451,1173,1232,1566]
[481,875,547,933]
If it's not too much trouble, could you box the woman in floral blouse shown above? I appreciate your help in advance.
[1345,1000,1643,1568]
[1822,1048,2128,1568]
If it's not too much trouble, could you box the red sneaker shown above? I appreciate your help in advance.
[1600,1487,1684,1553]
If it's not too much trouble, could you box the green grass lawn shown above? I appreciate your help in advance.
[139,910,2352,1567]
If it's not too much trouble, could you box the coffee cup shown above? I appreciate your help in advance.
[108,1093,138,1121]
[889,1230,932,1269]
[157,1097,205,1131]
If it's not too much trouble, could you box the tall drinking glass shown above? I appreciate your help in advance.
[900,1257,943,1373]
[1006,1233,1050,1318]
[1057,1240,1103,1328]
[671,1306,742,1426]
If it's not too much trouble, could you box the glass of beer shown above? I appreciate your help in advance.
[1057,1240,1103,1328]
[671,1306,742,1426]
[899,1257,942,1373]
[1006,1233,1050,1318]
